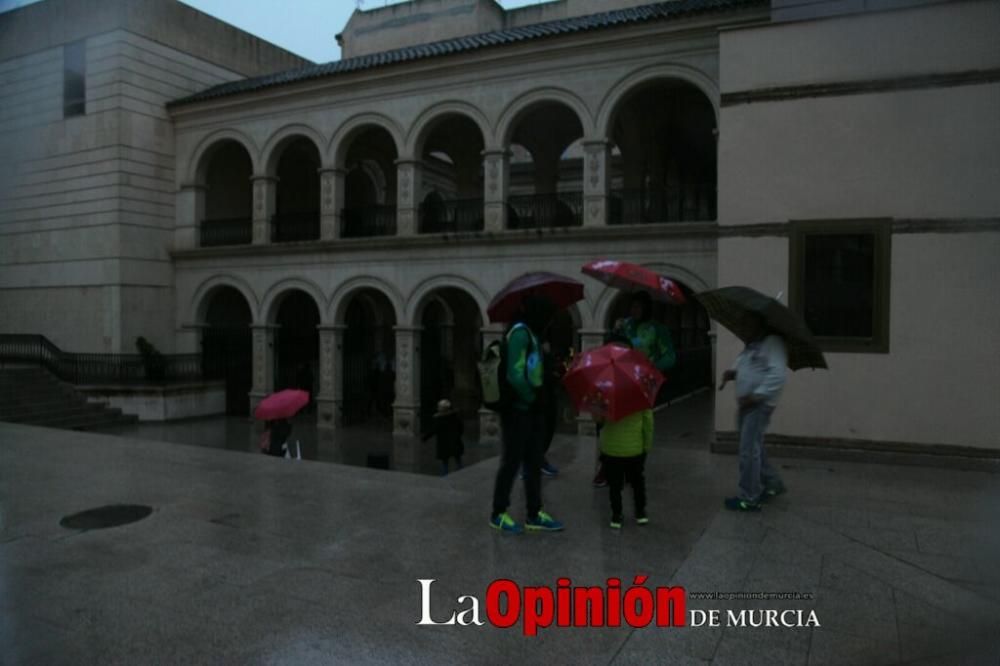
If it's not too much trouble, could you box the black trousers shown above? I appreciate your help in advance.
[492,407,544,520]
[603,453,647,518]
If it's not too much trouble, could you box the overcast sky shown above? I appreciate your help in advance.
[0,0,551,62]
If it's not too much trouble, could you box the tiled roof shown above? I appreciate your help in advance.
[168,0,765,108]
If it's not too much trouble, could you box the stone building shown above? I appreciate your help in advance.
[1,0,998,457]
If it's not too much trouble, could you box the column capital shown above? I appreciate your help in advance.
[392,325,423,334]
[317,324,347,332]
[578,328,607,337]
[250,323,280,331]
[250,174,279,184]
[318,166,347,176]
[481,148,511,159]
[582,138,612,149]
[393,158,424,168]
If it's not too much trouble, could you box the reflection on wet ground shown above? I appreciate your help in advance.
[97,414,500,477]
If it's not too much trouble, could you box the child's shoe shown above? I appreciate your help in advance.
[525,510,564,532]
[610,515,623,529]
[636,514,649,526]
[490,512,524,534]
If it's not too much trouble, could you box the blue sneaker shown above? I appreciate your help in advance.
[541,462,559,477]
[525,510,564,532]
[490,512,523,534]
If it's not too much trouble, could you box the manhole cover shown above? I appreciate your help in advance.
[60,504,153,530]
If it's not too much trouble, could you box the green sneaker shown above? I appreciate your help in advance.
[610,515,623,529]
[636,515,649,526]
[724,497,762,512]
[490,512,523,534]
[525,510,564,532]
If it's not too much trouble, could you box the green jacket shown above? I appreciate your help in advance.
[599,409,653,457]
[621,318,676,372]
[506,323,543,411]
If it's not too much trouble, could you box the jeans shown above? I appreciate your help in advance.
[737,403,781,501]
[603,453,646,518]
[492,407,544,520]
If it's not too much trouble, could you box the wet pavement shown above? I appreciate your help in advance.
[2,391,999,664]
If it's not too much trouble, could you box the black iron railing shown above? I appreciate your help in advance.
[200,217,252,247]
[419,198,484,234]
[609,185,716,225]
[271,212,320,243]
[0,334,203,385]
[507,192,583,230]
[342,205,397,238]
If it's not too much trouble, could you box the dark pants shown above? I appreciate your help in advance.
[492,407,544,520]
[603,453,646,518]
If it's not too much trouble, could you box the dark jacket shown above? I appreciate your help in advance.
[422,411,464,460]
[268,420,291,457]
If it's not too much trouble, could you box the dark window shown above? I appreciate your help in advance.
[790,220,891,353]
[63,41,86,117]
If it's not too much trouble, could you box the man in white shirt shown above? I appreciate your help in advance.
[720,314,788,511]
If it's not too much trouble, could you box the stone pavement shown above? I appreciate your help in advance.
[2,394,999,665]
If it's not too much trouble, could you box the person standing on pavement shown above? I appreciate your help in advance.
[721,313,788,511]
[490,294,565,534]
[593,291,676,487]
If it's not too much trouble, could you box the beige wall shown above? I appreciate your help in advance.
[716,0,1000,449]
[715,233,1000,449]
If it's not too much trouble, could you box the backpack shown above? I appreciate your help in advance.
[478,323,533,413]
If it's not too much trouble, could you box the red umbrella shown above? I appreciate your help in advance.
[562,344,665,422]
[253,389,310,421]
[487,272,584,323]
[582,259,686,305]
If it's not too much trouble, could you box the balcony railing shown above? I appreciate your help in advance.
[0,334,203,385]
[419,198,484,234]
[200,217,252,247]
[272,212,320,243]
[609,185,716,225]
[342,205,397,238]
[507,192,583,230]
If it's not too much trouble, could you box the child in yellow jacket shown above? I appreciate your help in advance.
[599,408,652,529]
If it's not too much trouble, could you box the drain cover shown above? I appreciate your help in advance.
[60,504,153,530]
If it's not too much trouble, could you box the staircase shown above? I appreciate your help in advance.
[0,367,138,431]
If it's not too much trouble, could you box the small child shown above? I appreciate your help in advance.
[422,399,465,476]
[598,408,652,528]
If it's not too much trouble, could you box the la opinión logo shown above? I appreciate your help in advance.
[416,576,685,636]
[417,579,822,635]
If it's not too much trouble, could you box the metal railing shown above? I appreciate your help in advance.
[419,198,484,234]
[342,205,397,238]
[0,334,203,385]
[507,192,583,230]
[609,185,716,225]
[271,212,320,243]
[200,217,252,247]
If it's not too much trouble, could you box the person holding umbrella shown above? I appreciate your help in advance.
[614,290,676,374]
[696,286,828,512]
[489,293,565,534]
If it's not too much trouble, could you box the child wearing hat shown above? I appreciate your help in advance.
[422,399,465,476]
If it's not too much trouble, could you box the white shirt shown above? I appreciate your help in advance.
[733,335,788,407]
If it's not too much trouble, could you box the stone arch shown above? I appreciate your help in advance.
[186,128,260,184]
[596,64,720,137]
[260,278,327,325]
[327,112,405,168]
[329,275,406,325]
[405,101,492,156]
[190,274,260,324]
[405,274,490,327]
[495,87,595,148]
[591,262,711,330]
[260,123,326,176]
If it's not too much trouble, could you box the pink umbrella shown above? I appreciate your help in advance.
[253,389,309,421]
[582,259,686,305]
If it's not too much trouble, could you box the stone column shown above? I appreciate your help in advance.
[583,140,612,228]
[176,183,205,250]
[482,149,510,232]
[392,326,421,437]
[478,325,505,444]
[251,175,278,244]
[576,328,607,436]
[316,325,345,431]
[319,167,346,240]
[249,324,276,413]
[395,159,422,236]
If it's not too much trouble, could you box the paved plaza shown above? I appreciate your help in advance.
[2,395,999,664]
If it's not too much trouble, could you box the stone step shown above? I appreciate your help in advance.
[0,402,108,421]
[0,367,138,432]
[14,411,137,430]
